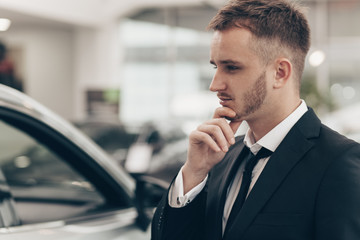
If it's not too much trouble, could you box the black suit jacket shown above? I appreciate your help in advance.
[152,109,360,240]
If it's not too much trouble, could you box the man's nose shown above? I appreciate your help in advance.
[209,70,226,92]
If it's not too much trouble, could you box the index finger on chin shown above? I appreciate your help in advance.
[213,107,236,120]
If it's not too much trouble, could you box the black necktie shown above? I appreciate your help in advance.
[225,146,272,230]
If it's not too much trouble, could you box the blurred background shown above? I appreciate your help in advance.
[1,0,360,152]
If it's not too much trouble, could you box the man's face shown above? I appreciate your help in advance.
[209,28,270,122]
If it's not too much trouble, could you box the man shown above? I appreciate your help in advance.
[151,0,360,239]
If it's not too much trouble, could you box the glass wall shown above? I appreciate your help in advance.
[119,7,218,127]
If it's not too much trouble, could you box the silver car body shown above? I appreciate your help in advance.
[0,84,151,239]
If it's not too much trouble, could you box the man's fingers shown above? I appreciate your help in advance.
[213,106,242,134]
[197,124,231,152]
[207,118,235,144]
[190,130,222,152]
[189,107,240,154]
[213,107,236,119]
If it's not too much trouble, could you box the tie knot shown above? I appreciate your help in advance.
[254,147,272,160]
[244,147,272,172]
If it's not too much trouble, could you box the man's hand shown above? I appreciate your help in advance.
[182,107,242,194]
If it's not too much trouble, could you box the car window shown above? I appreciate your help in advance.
[0,119,105,224]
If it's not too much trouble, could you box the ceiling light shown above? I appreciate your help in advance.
[0,18,11,31]
[309,50,325,67]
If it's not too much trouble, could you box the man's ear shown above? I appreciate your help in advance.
[273,58,292,89]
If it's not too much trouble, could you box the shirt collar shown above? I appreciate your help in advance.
[244,100,308,154]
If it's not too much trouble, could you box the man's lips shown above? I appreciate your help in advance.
[217,94,232,106]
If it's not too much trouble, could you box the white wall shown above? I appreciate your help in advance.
[1,26,75,119]
[1,21,123,121]
[73,22,123,121]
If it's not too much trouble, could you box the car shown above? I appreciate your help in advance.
[73,119,139,164]
[123,121,188,187]
[0,84,158,239]
[74,118,188,187]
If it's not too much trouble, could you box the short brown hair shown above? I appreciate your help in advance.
[208,0,311,89]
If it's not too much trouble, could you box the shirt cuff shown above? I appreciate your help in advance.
[168,166,208,208]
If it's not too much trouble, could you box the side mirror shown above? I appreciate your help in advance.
[133,174,168,231]
[125,141,171,231]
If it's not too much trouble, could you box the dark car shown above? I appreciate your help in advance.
[75,119,188,188]
[123,121,188,187]
[74,119,138,164]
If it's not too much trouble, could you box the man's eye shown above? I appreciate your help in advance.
[226,65,239,71]
[212,65,218,69]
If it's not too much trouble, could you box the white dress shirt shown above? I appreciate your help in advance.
[169,100,308,232]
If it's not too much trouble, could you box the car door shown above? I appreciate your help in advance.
[0,107,150,239]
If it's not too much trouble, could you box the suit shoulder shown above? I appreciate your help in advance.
[320,124,359,148]
[315,124,360,159]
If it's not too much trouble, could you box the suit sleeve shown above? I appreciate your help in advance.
[151,184,207,240]
[315,144,360,239]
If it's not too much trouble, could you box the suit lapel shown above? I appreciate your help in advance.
[224,108,321,239]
